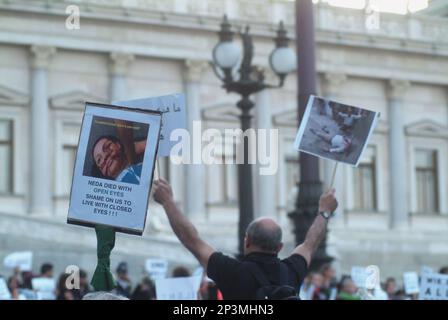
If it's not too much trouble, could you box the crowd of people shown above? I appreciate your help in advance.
[1,263,91,300]
[300,264,448,300]
[1,179,447,300]
[0,261,222,300]
[2,260,447,300]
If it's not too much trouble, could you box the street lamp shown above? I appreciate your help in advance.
[212,15,296,256]
[288,0,333,272]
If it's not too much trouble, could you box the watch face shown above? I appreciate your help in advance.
[321,211,330,219]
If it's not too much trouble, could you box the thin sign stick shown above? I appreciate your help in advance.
[330,162,338,188]
[156,159,161,180]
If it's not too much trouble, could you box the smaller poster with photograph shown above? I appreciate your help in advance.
[67,102,162,235]
[293,95,380,166]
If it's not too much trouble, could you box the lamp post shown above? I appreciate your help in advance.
[288,0,332,271]
[212,15,296,256]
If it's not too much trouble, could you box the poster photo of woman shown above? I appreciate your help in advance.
[83,116,149,185]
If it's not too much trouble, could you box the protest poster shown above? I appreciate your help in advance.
[351,266,368,288]
[294,95,380,166]
[0,278,11,300]
[329,288,338,300]
[113,93,186,157]
[4,251,33,272]
[145,258,168,280]
[155,275,202,300]
[67,102,162,235]
[32,278,56,300]
[419,272,448,300]
[403,272,420,295]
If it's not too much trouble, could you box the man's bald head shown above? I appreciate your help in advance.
[245,218,283,253]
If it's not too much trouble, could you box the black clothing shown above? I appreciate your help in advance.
[207,251,308,300]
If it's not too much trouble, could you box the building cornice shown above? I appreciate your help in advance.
[50,90,107,110]
[0,1,448,86]
[0,1,447,53]
[0,84,29,106]
[406,120,448,139]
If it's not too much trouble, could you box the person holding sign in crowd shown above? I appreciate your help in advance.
[153,178,338,300]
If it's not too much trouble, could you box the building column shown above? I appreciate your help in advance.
[183,59,208,219]
[254,86,276,219]
[388,79,410,228]
[29,45,56,215]
[109,52,134,101]
[322,72,347,220]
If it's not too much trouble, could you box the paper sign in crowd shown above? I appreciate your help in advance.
[294,95,380,167]
[3,251,33,272]
[67,102,162,235]
[145,258,168,280]
[113,93,186,157]
[419,272,448,300]
[67,93,185,235]
[347,266,448,300]
[403,272,420,295]
[155,275,202,300]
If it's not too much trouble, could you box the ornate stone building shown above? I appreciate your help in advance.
[0,0,447,281]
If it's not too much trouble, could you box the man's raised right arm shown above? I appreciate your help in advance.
[153,179,215,270]
[292,189,338,266]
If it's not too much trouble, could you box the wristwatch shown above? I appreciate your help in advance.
[319,211,334,219]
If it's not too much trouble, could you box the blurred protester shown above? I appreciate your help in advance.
[21,271,34,289]
[384,277,401,300]
[153,178,338,300]
[40,263,54,278]
[7,275,23,300]
[310,273,326,300]
[56,273,74,300]
[72,269,91,300]
[11,267,22,284]
[7,266,23,297]
[396,289,410,300]
[83,291,128,300]
[172,266,191,278]
[336,276,361,300]
[320,263,338,300]
[131,277,156,300]
[439,266,448,274]
[199,277,223,300]
[114,262,132,298]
